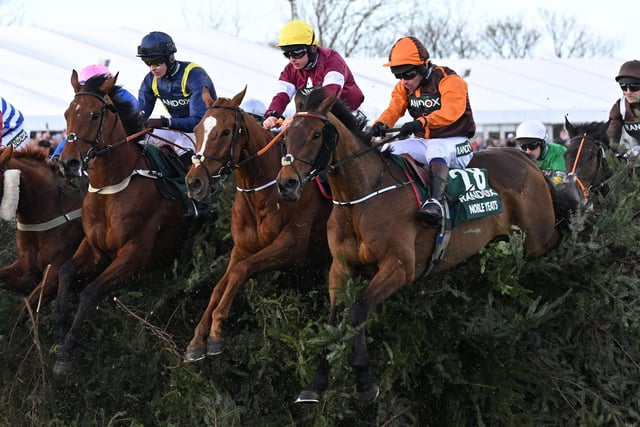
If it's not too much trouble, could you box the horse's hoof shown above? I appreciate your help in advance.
[294,389,321,404]
[53,359,73,376]
[206,337,224,356]
[184,345,206,362]
[356,384,380,403]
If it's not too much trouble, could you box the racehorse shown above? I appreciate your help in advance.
[275,87,560,403]
[183,87,331,361]
[563,118,611,203]
[54,71,190,375]
[0,145,85,314]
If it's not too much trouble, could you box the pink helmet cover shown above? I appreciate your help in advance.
[78,64,111,84]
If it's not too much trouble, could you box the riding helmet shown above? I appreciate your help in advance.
[615,60,640,84]
[383,36,430,75]
[515,120,548,148]
[78,64,111,85]
[277,20,317,48]
[137,31,177,57]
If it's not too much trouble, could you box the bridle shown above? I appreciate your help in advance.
[280,111,413,206]
[566,133,606,197]
[66,91,127,168]
[191,105,251,185]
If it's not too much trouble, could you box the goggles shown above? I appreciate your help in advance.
[620,83,640,92]
[520,141,541,151]
[282,48,307,59]
[142,56,166,67]
[394,68,420,80]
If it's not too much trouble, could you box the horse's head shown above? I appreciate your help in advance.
[563,118,610,203]
[59,70,136,178]
[277,88,341,202]
[187,86,263,200]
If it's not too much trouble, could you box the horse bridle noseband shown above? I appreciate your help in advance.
[191,105,254,190]
[66,92,126,166]
[280,112,339,183]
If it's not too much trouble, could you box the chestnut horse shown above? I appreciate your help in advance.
[183,87,331,361]
[0,145,85,314]
[276,88,560,403]
[54,72,189,375]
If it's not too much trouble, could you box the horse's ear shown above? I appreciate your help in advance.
[99,73,117,94]
[565,115,577,138]
[318,91,337,115]
[230,86,247,108]
[71,70,82,93]
[202,87,215,108]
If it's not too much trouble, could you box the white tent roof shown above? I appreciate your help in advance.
[0,26,623,135]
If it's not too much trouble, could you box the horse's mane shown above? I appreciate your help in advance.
[301,88,372,146]
[11,145,51,162]
[81,75,143,136]
[566,120,610,146]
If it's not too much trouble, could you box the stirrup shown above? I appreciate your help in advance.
[418,199,444,224]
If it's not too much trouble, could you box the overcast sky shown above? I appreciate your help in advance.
[17,0,638,59]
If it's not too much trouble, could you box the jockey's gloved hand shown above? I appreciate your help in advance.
[371,122,389,137]
[398,120,424,138]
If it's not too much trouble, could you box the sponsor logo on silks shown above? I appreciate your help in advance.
[623,121,640,132]
[455,141,473,156]
[447,168,502,222]
[8,129,28,148]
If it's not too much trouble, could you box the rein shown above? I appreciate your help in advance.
[282,111,414,205]
[192,105,280,193]
[567,133,605,197]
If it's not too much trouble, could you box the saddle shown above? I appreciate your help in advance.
[399,153,429,188]
[142,144,217,219]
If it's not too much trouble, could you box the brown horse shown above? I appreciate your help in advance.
[54,71,190,375]
[183,87,331,361]
[276,88,560,403]
[0,145,85,314]
[563,118,611,203]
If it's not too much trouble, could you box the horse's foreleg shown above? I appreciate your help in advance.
[296,260,345,404]
[184,270,232,362]
[0,262,37,295]
[350,257,415,402]
[53,245,129,376]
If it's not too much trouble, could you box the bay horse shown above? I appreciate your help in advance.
[563,118,611,203]
[0,145,85,314]
[183,87,331,361]
[54,71,190,375]
[276,88,560,403]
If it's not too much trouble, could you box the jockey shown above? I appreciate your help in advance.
[371,36,476,226]
[262,20,365,131]
[136,31,217,163]
[1,97,30,150]
[51,64,138,160]
[606,60,640,162]
[515,120,566,185]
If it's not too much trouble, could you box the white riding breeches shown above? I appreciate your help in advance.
[143,129,196,155]
[381,136,473,168]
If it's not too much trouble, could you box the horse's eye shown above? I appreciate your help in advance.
[221,129,231,137]
[90,112,100,122]
[313,131,322,139]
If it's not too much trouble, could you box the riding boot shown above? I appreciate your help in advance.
[418,162,449,226]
